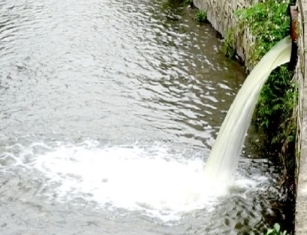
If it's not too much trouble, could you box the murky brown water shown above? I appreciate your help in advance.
[0,0,288,234]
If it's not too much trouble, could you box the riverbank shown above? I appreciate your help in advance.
[193,0,255,70]
[192,0,304,234]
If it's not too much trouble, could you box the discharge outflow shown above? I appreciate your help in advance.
[204,36,292,184]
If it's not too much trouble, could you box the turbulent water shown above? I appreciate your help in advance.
[0,0,288,234]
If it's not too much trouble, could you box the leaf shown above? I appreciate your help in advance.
[273,223,280,232]
[265,228,275,235]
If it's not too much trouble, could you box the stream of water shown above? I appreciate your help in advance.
[204,37,291,185]
[0,0,289,234]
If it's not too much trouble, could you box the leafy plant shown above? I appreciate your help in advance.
[223,28,236,59]
[255,64,297,161]
[225,0,290,68]
[265,223,288,235]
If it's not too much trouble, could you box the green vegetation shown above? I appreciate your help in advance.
[255,66,297,158]
[224,0,290,66]
[194,10,207,23]
[224,0,297,153]
[265,223,288,235]
[224,0,298,206]
[184,0,193,5]
[223,28,236,59]
[235,1,290,67]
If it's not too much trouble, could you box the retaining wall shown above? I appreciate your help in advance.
[192,0,261,70]
[294,1,307,234]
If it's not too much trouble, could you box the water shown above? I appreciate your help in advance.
[204,37,292,184]
[0,0,288,234]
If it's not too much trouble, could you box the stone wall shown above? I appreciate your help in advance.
[192,0,261,70]
[193,0,257,36]
[294,1,307,234]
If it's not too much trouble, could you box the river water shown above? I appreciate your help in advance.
[0,0,288,234]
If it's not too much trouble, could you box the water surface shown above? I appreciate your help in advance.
[0,0,286,234]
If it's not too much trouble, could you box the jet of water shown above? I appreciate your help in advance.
[204,36,292,185]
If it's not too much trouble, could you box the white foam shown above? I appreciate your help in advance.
[27,142,228,220]
[1,141,267,221]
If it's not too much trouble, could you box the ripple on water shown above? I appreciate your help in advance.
[0,140,284,235]
[0,0,286,234]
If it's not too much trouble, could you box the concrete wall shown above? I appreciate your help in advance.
[192,0,262,70]
[193,0,257,36]
[294,1,307,234]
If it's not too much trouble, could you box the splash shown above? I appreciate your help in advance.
[1,142,270,221]
[19,142,225,220]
